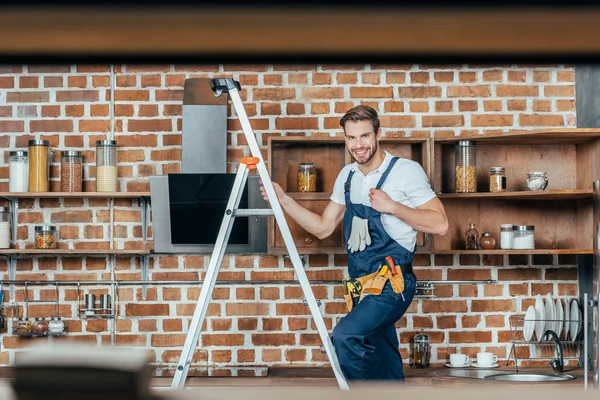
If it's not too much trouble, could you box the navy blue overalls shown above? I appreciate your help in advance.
[330,156,417,381]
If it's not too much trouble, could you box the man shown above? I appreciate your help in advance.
[260,105,448,382]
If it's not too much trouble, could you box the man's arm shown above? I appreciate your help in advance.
[369,189,449,235]
[260,182,346,240]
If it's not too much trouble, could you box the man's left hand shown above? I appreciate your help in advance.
[369,188,396,214]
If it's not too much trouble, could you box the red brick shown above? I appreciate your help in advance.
[252,333,295,346]
[447,85,491,97]
[337,73,358,84]
[398,86,441,98]
[156,90,183,101]
[19,76,39,88]
[129,119,172,132]
[56,90,98,102]
[115,90,149,101]
[519,114,564,126]
[350,87,392,98]
[422,300,468,313]
[471,114,514,127]
[496,85,539,97]
[7,91,49,102]
[29,66,70,73]
[422,115,464,127]
[544,85,575,97]
[471,299,516,312]
[125,304,169,316]
[448,331,492,343]
[253,88,296,101]
[0,121,23,132]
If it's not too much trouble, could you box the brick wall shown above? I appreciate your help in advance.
[0,64,578,375]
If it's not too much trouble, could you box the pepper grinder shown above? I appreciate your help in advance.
[413,329,430,368]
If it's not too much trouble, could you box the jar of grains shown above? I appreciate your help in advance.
[455,140,477,193]
[35,225,57,249]
[60,150,83,192]
[0,207,10,249]
[96,140,118,192]
[297,162,317,192]
[28,140,50,192]
[9,150,29,192]
[489,166,506,192]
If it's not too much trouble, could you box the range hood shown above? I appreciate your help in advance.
[150,78,268,254]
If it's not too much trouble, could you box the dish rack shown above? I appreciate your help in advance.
[508,315,583,372]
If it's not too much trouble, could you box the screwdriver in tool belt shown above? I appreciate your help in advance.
[385,256,398,275]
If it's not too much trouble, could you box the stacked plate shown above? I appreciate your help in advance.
[522,294,581,342]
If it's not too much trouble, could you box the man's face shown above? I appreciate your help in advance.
[344,120,380,164]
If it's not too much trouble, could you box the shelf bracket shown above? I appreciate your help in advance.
[7,255,16,300]
[140,254,149,300]
[8,197,17,245]
[139,196,151,244]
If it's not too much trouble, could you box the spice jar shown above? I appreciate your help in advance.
[465,223,480,250]
[480,233,496,250]
[32,317,48,333]
[0,207,10,249]
[60,150,83,192]
[9,150,29,192]
[513,225,535,250]
[297,163,317,193]
[35,225,57,249]
[455,141,477,193]
[48,317,65,334]
[413,329,430,368]
[14,318,31,333]
[96,140,118,192]
[500,224,514,249]
[28,140,50,192]
[489,166,506,192]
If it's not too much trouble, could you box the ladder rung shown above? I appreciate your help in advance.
[232,209,274,217]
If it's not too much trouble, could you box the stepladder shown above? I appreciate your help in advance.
[170,78,349,390]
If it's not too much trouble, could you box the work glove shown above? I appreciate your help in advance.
[347,216,371,253]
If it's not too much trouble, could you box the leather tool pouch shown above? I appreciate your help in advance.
[362,265,389,296]
[389,272,405,294]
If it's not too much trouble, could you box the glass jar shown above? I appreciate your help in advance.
[48,317,65,334]
[465,223,480,250]
[480,232,496,250]
[14,317,31,333]
[28,139,50,192]
[32,317,49,333]
[96,140,118,192]
[500,224,514,249]
[413,329,430,368]
[455,140,477,193]
[489,166,506,192]
[35,225,57,249]
[60,150,83,192]
[9,150,29,192]
[297,162,317,193]
[0,207,10,249]
[513,225,535,250]
[526,172,548,191]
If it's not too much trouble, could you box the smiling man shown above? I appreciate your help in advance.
[260,105,448,382]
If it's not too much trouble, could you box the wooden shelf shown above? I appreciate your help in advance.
[0,249,150,255]
[0,192,150,198]
[434,129,600,145]
[437,189,593,200]
[288,192,332,201]
[432,249,592,255]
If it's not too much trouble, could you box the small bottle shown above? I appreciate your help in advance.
[480,233,496,250]
[465,223,480,250]
[500,224,514,249]
[48,317,65,334]
[32,317,49,333]
[489,167,506,192]
[297,163,317,193]
[9,150,29,192]
[413,329,430,368]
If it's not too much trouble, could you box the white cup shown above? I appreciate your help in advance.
[477,352,498,366]
[449,353,470,366]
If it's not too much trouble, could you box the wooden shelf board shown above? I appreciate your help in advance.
[432,249,592,255]
[437,189,593,200]
[0,249,150,255]
[287,192,333,201]
[434,129,600,145]
[0,192,150,198]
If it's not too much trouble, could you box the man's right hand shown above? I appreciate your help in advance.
[259,181,287,205]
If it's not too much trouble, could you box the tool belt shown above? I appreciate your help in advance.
[342,256,412,313]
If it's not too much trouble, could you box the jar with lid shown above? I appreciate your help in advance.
[500,224,514,249]
[32,317,49,333]
[35,225,57,249]
[297,162,317,193]
[48,317,65,334]
[28,140,50,192]
[480,232,496,250]
[489,166,506,192]
[96,140,118,192]
[14,317,31,333]
[526,172,548,191]
[513,225,535,250]
[413,329,430,368]
[9,150,29,192]
[455,140,477,193]
[0,207,10,249]
[60,150,83,192]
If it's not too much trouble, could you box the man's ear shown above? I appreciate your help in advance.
[376,128,382,140]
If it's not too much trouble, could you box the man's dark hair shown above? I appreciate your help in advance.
[339,105,380,133]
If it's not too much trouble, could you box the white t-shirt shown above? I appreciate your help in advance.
[330,151,437,252]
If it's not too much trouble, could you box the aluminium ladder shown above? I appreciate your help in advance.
[170,78,349,390]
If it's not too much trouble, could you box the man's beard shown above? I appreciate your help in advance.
[349,141,377,164]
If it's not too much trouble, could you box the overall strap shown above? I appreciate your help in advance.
[375,157,400,189]
[344,170,355,194]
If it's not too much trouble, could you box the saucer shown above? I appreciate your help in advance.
[445,361,472,368]
[471,362,499,368]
